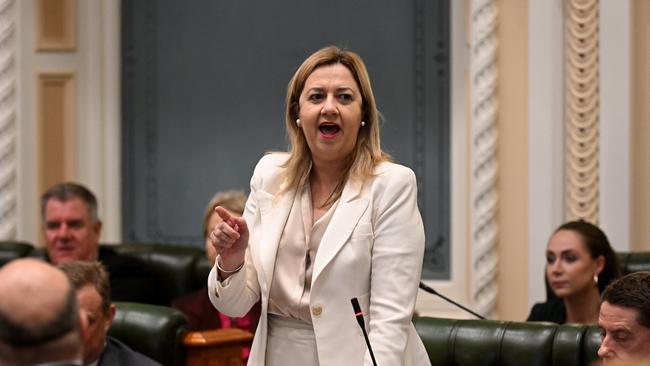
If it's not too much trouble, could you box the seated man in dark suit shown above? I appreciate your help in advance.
[0,258,85,366]
[60,260,160,366]
[41,182,156,304]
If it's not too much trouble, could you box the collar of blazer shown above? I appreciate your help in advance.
[256,176,369,292]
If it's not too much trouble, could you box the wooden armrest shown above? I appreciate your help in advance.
[183,328,254,366]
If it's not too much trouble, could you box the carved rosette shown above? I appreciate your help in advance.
[470,0,499,316]
[565,0,600,223]
[0,0,16,239]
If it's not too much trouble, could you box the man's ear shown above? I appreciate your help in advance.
[93,220,103,237]
[104,303,116,332]
[78,309,89,339]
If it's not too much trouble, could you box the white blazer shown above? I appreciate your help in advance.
[208,153,431,366]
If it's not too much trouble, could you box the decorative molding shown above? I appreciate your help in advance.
[38,72,75,194]
[0,0,16,239]
[469,0,499,317]
[36,0,76,51]
[565,0,600,223]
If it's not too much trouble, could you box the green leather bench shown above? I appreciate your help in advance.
[0,241,212,306]
[110,302,188,366]
[110,302,253,366]
[413,316,601,366]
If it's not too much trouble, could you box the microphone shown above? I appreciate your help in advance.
[418,282,486,320]
[351,297,378,366]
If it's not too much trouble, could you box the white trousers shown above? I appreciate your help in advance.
[265,314,319,366]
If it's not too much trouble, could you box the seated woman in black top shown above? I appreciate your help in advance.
[527,220,621,324]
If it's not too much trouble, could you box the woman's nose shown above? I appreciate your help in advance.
[549,260,563,274]
[321,95,338,115]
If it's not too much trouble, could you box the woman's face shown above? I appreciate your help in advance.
[546,229,604,298]
[297,63,364,166]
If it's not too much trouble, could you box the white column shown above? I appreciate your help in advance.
[469,0,499,317]
[599,0,630,252]
[76,0,121,242]
[528,0,566,307]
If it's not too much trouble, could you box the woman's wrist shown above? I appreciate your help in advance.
[216,254,244,274]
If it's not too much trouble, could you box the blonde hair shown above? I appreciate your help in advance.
[202,190,247,237]
[282,46,391,206]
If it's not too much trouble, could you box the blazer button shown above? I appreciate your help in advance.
[311,305,322,316]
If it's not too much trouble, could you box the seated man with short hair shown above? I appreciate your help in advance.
[59,260,160,366]
[598,271,650,364]
[42,182,156,304]
[0,258,85,366]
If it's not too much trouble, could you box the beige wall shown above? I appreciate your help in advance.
[631,0,650,251]
[495,0,529,320]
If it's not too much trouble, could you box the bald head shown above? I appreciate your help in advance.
[0,259,83,365]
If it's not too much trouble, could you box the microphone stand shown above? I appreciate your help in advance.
[418,282,486,320]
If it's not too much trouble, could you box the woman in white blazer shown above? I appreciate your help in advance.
[208,46,431,366]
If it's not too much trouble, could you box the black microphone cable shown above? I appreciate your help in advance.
[418,282,486,320]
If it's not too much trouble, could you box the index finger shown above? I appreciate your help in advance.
[214,206,232,221]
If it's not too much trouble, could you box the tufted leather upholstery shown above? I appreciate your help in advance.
[0,242,209,306]
[109,243,208,305]
[413,316,602,366]
[0,241,34,266]
[618,251,650,274]
[109,302,188,366]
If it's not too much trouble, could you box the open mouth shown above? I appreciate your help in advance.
[318,123,341,137]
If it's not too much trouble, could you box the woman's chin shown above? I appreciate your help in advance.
[552,289,571,298]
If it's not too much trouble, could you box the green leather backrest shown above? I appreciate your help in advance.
[110,243,206,305]
[109,302,187,366]
[0,241,34,266]
[413,317,600,366]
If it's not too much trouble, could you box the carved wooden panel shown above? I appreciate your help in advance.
[38,73,75,194]
[36,0,76,51]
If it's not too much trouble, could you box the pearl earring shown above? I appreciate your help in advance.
[296,119,301,126]
[361,121,366,127]
[593,274,598,285]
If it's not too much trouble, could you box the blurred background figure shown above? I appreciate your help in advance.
[0,258,85,366]
[42,182,156,303]
[597,271,650,363]
[528,220,621,324]
[172,190,260,362]
[59,260,160,366]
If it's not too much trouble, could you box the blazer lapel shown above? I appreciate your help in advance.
[256,188,295,293]
[312,178,369,285]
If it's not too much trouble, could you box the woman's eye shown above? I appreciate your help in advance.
[338,93,353,101]
[546,255,555,264]
[308,94,323,101]
[564,255,577,263]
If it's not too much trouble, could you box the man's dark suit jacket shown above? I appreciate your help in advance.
[97,336,161,366]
